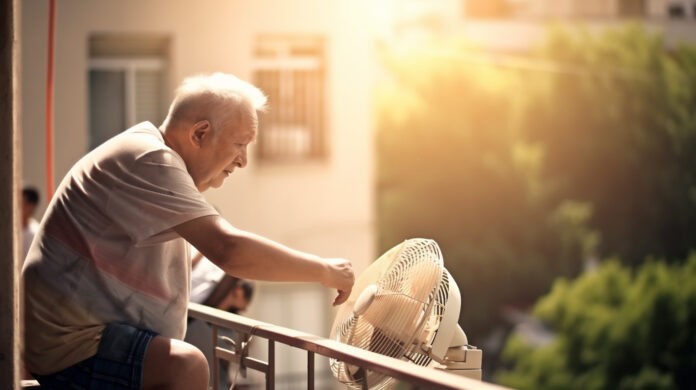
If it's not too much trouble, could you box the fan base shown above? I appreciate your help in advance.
[434,345,483,380]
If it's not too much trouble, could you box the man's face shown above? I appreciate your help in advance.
[21,196,36,222]
[193,115,257,192]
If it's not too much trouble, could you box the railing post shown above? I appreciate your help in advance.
[267,339,275,390]
[212,325,219,390]
[307,351,315,390]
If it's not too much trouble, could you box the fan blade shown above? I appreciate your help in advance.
[331,242,405,336]
[379,249,443,302]
[406,260,443,299]
[361,293,425,353]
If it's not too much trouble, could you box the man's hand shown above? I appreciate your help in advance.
[324,258,355,306]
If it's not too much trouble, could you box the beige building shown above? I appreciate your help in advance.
[377,0,696,52]
[463,0,696,19]
[21,0,376,386]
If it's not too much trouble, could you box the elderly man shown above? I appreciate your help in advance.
[22,73,354,390]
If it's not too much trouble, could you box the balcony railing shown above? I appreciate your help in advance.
[187,302,510,390]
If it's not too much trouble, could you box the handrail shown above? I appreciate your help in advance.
[188,303,509,390]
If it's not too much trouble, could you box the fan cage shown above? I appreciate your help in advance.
[330,239,454,389]
[424,270,452,354]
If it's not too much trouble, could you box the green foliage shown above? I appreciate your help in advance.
[496,256,696,389]
[526,25,696,265]
[376,48,574,337]
[375,24,696,349]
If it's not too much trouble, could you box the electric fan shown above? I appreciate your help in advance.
[330,238,482,389]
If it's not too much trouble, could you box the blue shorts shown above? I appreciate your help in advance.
[33,323,158,390]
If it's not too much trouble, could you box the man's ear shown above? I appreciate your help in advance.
[190,120,211,147]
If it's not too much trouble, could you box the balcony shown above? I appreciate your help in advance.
[186,302,508,390]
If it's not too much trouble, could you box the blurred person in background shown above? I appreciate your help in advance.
[186,248,255,388]
[21,186,40,261]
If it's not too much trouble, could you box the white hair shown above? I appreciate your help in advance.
[163,72,267,131]
[176,72,267,111]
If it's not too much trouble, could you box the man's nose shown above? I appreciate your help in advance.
[237,149,248,168]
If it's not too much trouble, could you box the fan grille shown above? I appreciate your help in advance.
[330,239,447,389]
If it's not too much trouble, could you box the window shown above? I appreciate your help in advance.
[253,36,326,161]
[668,2,686,18]
[88,34,169,150]
[618,0,646,17]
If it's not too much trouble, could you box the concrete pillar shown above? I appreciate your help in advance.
[0,0,20,388]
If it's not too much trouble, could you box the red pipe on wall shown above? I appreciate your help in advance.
[45,0,55,199]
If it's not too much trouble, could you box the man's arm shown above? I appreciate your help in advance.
[174,215,354,305]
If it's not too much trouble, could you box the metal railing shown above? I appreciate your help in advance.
[187,303,509,390]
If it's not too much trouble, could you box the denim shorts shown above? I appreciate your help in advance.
[33,323,158,390]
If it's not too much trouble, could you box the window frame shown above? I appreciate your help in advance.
[253,36,328,163]
[88,57,166,129]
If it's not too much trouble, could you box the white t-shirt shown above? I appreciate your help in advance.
[22,217,40,261]
[190,248,226,304]
[22,122,218,375]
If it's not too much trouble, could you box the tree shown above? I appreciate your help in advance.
[375,25,696,348]
[375,42,581,340]
[524,24,696,265]
[496,256,696,389]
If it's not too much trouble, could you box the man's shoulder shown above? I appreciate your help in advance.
[121,122,165,146]
[78,122,184,185]
[109,122,178,164]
